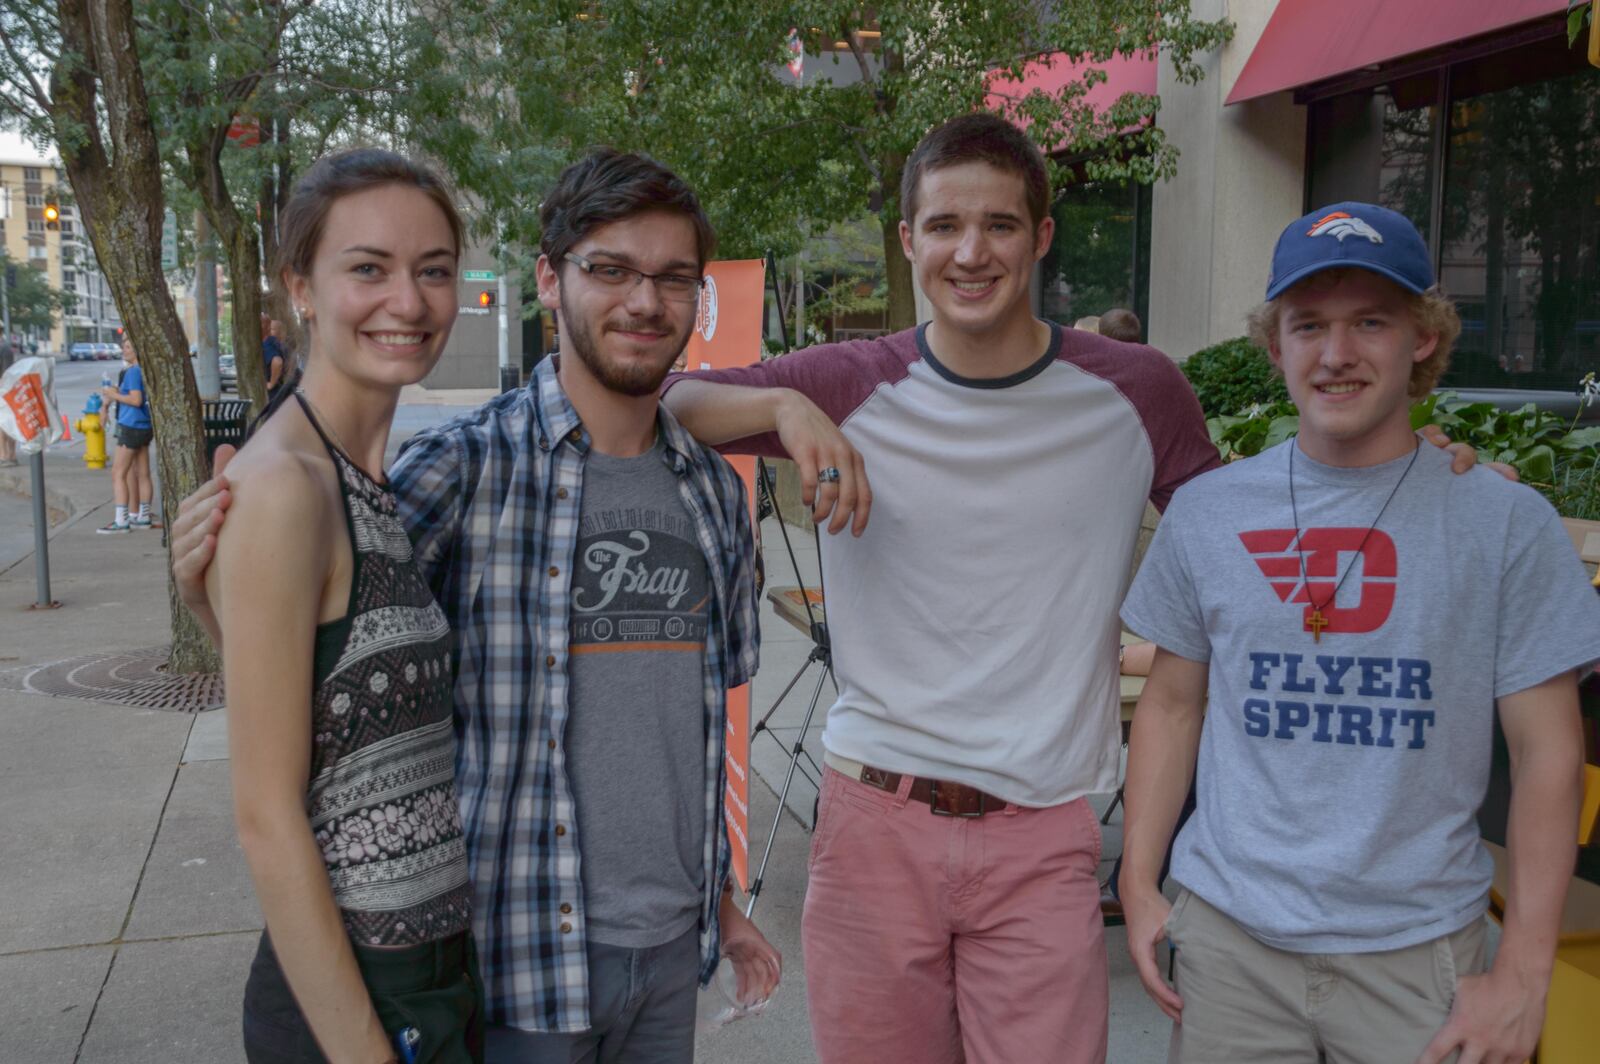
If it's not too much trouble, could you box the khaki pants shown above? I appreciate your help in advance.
[1166,889,1488,1064]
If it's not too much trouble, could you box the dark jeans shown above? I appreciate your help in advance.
[242,929,484,1064]
[484,926,699,1064]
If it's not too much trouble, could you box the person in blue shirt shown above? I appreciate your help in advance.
[261,313,286,392]
[98,337,156,532]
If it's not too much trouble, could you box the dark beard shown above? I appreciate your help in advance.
[564,309,690,398]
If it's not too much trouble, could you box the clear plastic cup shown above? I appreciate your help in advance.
[695,956,773,1032]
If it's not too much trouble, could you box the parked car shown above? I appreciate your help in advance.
[94,343,119,361]
[218,352,236,390]
[69,342,96,362]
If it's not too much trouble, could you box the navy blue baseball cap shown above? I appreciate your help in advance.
[1265,201,1435,300]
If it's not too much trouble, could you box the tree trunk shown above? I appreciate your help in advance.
[882,213,917,333]
[193,209,221,400]
[880,151,916,333]
[190,143,267,416]
[259,109,293,331]
[50,0,219,674]
[223,218,267,414]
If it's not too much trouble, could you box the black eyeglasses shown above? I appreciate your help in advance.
[563,252,703,303]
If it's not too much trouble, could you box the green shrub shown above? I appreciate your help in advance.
[1205,390,1600,515]
[1208,400,1299,462]
[1545,456,1600,521]
[1180,337,1288,418]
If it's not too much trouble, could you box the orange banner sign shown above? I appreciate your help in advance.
[685,259,765,890]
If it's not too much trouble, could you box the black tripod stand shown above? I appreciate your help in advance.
[742,458,832,918]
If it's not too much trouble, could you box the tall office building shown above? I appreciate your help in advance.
[0,131,122,353]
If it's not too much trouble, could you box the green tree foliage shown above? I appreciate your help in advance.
[138,0,426,413]
[1180,336,1288,418]
[1,254,75,334]
[413,1,1233,330]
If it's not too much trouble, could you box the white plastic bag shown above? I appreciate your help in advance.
[0,356,64,454]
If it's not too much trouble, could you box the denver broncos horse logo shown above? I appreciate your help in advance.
[1307,211,1384,244]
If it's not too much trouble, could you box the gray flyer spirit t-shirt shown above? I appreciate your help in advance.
[565,441,709,948]
[1122,439,1600,953]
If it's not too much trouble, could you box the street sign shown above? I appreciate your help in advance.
[161,210,178,271]
[462,269,496,281]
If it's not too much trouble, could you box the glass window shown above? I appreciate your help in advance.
[1438,59,1600,392]
[22,167,40,182]
[1307,32,1600,394]
[1308,72,1438,239]
[1040,180,1151,339]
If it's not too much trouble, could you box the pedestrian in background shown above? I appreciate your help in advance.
[262,312,286,392]
[97,337,155,532]
[1098,307,1142,343]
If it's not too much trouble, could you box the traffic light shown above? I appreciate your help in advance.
[478,290,496,308]
[43,202,60,230]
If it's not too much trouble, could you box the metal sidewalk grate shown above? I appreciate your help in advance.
[0,646,224,712]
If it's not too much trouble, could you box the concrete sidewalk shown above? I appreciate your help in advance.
[0,446,1172,1062]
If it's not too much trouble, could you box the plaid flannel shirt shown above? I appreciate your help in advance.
[389,356,759,1033]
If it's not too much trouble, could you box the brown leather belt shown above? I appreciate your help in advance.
[827,752,1009,818]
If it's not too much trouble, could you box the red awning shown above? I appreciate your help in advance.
[1226,0,1567,105]
[987,51,1158,126]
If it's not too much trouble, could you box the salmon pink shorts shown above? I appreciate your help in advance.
[802,764,1109,1064]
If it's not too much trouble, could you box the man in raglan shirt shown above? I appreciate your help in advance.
[662,112,1218,1063]
[1118,202,1600,1064]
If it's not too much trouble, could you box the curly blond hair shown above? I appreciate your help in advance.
[1246,269,1460,399]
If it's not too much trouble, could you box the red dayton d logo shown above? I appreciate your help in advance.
[1238,528,1397,635]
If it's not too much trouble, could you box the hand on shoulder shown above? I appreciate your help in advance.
[206,439,339,615]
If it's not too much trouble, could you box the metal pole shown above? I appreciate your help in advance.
[745,663,832,918]
[28,449,54,608]
[496,222,514,392]
[194,210,221,400]
[497,268,513,391]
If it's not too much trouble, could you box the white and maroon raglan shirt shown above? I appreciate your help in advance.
[668,322,1218,806]
[1121,441,1600,951]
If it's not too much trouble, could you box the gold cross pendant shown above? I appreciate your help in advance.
[1305,610,1329,642]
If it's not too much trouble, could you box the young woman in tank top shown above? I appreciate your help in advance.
[202,150,481,1063]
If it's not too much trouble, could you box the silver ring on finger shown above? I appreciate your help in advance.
[818,466,841,484]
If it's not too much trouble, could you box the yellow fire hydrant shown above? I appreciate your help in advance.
[75,407,107,469]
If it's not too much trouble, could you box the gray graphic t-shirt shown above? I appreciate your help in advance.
[1122,440,1600,953]
[566,440,709,948]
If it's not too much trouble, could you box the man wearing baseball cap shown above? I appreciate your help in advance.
[1118,202,1600,1063]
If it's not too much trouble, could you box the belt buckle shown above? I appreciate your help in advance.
[928,780,985,818]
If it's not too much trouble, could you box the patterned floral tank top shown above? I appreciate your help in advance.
[296,393,472,946]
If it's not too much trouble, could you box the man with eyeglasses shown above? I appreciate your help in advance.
[172,148,780,1063]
